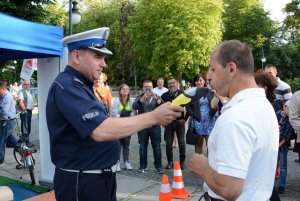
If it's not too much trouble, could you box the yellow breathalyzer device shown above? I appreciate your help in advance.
[171,87,210,107]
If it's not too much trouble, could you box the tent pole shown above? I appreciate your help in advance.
[69,0,72,35]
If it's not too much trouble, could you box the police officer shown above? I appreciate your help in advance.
[46,27,183,201]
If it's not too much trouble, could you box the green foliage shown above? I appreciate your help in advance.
[75,0,127,86]
[127,0,223,84]
[42,1,67,27]
[283,0,300,42]
[287,77,300,92]
[0,60,21,84]
[1,0,299,88]
[0,0,55,22]
[266,43,300,79]
[222,0,277,69]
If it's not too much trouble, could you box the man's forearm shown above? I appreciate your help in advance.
[91,112,157,141]
[190,154,243,201]
[19,100,26,111]
[202,168,243,201]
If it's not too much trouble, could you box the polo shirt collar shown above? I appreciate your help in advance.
[221,88,265,113]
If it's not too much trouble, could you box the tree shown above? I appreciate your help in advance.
[283,0,300,43]
[127,0,223,85]
[74,0,130,86]
[223,0,275,47]
[222,0,277,69]
[0,0,55,22]
[266,0,300,81]
[42,1,67,27]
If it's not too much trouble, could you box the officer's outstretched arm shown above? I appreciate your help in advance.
[90,102,183,141]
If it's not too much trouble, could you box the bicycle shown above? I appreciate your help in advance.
[12,112,36,185]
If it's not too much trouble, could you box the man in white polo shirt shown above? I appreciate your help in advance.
[153,77,168,97]
[189,40,279,201]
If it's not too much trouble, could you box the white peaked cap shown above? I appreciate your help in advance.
[62,27,113,55]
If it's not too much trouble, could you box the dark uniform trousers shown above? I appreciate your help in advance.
[54,168,117,201]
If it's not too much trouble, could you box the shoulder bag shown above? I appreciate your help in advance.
[186,119,198,145]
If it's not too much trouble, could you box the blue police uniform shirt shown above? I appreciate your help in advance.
[46,65,120,170]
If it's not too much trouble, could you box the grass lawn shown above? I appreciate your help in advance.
[0,175,50,193]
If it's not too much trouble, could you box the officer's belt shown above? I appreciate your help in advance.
[59,163,118,174]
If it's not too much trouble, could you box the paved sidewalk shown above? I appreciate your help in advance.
[0,108,300,200]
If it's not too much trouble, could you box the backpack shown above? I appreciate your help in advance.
[16,89,27,113]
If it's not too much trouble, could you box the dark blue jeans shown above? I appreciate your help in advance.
[279,148,288,187]
[138,125,162,169]
[0,119,17,162]
[20,110,32,143]
[165,121,186,164]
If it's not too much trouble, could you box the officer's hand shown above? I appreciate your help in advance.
[153,102,183,126]
[189,153,209,178]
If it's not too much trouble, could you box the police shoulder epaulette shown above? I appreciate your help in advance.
[73,77,84,86]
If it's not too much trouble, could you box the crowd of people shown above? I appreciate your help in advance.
[1,27,300,201]
[0,79,37,166]
[84,38,299,201]
[85,62,298,201]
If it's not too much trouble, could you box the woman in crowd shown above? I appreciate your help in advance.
[185,74,219,154]
[255,72,282,201]
[112,84,135,171]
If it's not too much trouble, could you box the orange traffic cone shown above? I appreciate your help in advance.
[171,161,190,199]
[159,174,171,201]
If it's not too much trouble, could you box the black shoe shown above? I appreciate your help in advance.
[138,168,147,173]
[165,163,173,170]
[278,186,285,194]
[180,163,186,170]
[156,167,163,174]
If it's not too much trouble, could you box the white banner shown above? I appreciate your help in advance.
[20,59,37,80]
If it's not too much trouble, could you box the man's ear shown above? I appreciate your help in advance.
[227,62,237,74]
[71,50,81,65]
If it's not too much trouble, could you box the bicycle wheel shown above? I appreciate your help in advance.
[13,148,24,167]
[28,164,35,185]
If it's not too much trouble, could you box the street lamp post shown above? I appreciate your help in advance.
[69,1,81,35]
[13,60,17,81]
[261,48,266,69]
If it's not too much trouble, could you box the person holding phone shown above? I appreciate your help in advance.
[133,80,164,174]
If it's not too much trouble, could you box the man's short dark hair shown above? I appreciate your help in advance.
[0,81,7,89]
[217,40,254,73]
[167,76,177,82]
[143,80,152,85]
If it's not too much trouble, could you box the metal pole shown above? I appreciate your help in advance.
[69,0,72,35]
